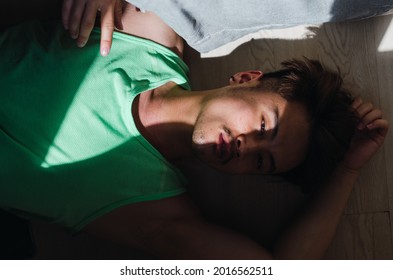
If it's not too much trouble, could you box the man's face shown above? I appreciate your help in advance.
[191,84,310,175]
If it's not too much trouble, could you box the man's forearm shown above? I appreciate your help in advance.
[273,164,359,259]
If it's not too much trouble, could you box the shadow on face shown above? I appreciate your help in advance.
[189,89,311,175]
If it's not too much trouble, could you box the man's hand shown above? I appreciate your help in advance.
[342,98,389,172]
[62,0,123,56]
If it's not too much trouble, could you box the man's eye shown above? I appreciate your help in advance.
[260,120,266,136]
[257,154,263,170]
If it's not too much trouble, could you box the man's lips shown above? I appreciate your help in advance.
[217,132,233,163]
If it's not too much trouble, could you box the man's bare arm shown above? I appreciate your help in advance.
[83,169,357,259]
[84,194,273,259]
[81,169,357,259]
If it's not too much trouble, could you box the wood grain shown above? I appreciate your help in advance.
[325,213,393,259]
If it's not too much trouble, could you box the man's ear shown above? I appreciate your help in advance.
[229,71,263,85]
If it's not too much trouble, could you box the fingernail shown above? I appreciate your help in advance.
[101,47,109,56]
[357,123,365,130]
[366,123,374,129]
[77,40,86,48]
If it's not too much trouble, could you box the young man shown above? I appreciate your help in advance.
[0,1,389,259]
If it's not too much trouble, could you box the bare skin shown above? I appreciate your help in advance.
[2,0,388,259]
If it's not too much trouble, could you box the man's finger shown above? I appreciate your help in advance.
[355,102,373,118]
[366,119,389,134]
[359,109,383,128]
[62,0,74,30]
[77,2,99,47]
[351,97,363,112]
[69,0,87,39]
[100,4,115,56]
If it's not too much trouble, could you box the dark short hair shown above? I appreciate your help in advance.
[257,58,358,193]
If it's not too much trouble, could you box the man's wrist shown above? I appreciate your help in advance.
[336,162,360,178]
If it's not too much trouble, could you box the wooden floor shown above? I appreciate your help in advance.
[31,13,393,259]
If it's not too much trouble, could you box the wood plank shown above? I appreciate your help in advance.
[325,212,393,259]
[372,14,393,253]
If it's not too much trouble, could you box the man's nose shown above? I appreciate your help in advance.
[235,132,267,158]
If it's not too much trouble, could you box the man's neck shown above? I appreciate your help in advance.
[133,82,205,163]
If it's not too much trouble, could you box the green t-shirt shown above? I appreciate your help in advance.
[0,21,190,232]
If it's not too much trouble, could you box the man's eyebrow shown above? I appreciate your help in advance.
[268,107,279,174]
[271,106,279,141]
